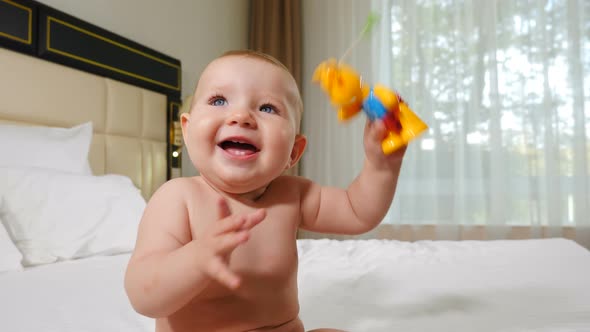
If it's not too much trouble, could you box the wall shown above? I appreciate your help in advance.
[36,0,250,176]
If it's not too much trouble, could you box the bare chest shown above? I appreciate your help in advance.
[189,198,300,290]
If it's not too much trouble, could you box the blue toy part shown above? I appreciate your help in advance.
[362,87,388,121]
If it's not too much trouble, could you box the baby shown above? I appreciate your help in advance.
[124,50,406,332]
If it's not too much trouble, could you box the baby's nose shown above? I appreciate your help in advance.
[227,108,257,128]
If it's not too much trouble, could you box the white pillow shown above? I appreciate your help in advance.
[0,167,146,266]
[0,216,23,272]
[0,122,93,174]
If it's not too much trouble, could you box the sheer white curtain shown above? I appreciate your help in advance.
[301,0,590,244]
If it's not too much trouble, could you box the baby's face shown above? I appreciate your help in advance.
[182,55,302,195]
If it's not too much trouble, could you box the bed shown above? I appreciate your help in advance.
[1,1,590,332]
[0,239,589,331]
[0,0,176,330]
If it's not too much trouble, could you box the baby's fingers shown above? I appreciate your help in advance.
[216,209,266,235]
[240,209,267,231]
[206,256,241,289]
[215,215,247,235]
[216,197,232,220]
[215,230,250,254]
[365,118,387,143]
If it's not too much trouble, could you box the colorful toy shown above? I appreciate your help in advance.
[312,14,428,154]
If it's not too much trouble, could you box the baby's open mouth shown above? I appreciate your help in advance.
[218,140,260,156]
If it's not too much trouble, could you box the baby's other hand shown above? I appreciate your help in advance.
[363,119,406,172]
[194,197,266,290]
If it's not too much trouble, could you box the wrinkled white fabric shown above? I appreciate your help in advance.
[1,239,589,332]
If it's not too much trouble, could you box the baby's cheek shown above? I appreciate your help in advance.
[191,121,217,146]
[272,131,296,159]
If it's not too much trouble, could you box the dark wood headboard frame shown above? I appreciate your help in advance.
[0,0,183,179]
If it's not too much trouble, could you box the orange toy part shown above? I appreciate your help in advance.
[313,59,428,154]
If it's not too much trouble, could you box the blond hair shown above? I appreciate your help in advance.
[219,50,303,131]
[221,49,291,73]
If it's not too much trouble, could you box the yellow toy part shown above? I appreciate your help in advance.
[313,59,428,154]
[381,102,429,154]
[371,84,399,115]
[312,59,366,121]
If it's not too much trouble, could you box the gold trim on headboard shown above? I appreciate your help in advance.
[0,0,32,45]
[168,101,183,165]
[168,101,183,174]
[46,16,181,91]
[170,101,182,146]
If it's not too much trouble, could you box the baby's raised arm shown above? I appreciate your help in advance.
[124,179,265,318]
[299,120,405,235]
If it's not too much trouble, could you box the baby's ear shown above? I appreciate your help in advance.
[180,113,191,145]
[286,134,307,169]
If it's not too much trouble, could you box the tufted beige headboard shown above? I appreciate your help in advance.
[0,48,167,199]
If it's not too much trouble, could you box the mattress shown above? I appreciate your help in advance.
[0,254,153,332]
[1,238,589,332]
[298,238,590,331]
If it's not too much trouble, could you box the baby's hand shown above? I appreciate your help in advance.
[194,197,266,289]
[364,119,406,171]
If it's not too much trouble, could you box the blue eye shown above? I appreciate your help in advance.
[260,104,277,114]
[210,96,227,106]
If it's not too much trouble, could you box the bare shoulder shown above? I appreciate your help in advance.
[266,175,317,202]
[271,176,322,220]
[131,177,206,258]
[272,175,316,192]
[145,176,213,214]
[273,175,321,200]
[148,176,202,202]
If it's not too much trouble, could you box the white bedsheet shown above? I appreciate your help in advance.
[0,238,589,332]
[298,238,590,332]
[0,254,153,332]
